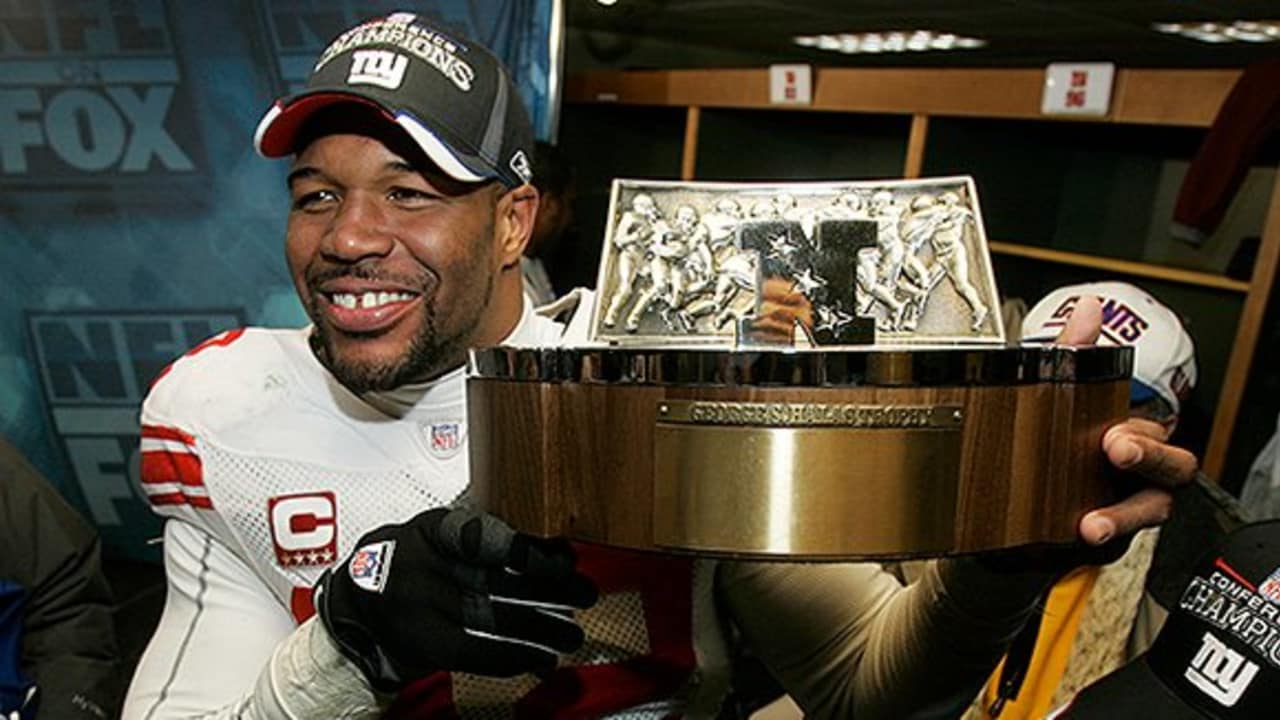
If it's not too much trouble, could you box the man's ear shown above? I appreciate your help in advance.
[495,184,538,269]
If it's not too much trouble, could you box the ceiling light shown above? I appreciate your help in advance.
[596,0,618,6]
[794,30,986,55]
[1151,19,1280,43]
[1225,23,1275,42]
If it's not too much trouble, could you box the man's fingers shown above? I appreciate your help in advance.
[1104,417,1171,443]
[507,535,576,578]
[438,509,516,565]
[1054,295,1101,347]
[747,313,801,343]
[490,567,598,610]
[489,601,587,654]
[456,629,559,677]
[452,603,589,676]
[1079,488,1173,545]
[1102,423,1198,488]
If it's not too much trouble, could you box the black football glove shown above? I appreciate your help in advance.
[314,507,598,692]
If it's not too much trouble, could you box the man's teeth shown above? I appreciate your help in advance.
[330,291,414,309]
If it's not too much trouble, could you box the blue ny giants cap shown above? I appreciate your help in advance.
[254,12,534,188]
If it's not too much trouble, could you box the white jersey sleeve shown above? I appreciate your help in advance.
[127,515,282,712]
[124,329,386,718]
[123,519,384,718]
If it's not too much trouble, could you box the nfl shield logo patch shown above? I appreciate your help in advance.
[349,540,395,593]
[427,421,463,458]
[1260,566,1280,605]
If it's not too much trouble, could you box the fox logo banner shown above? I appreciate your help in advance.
[0,0,200,182]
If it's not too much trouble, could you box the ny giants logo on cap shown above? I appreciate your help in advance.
[1184,632,1259,707]
[348,50,409,89]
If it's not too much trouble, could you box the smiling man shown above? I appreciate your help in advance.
[122,11,1202,720]
[281,110,529,392]
[123,13,596,718]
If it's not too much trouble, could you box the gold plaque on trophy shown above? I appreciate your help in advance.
[467,177,1131,559]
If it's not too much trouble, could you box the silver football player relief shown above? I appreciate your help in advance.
[590,177,1004,348]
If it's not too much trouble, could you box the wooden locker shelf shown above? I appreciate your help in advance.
[988,242,1251,293]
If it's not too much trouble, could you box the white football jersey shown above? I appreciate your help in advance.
[124,297,730,719]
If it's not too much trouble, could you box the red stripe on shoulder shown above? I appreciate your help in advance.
[146,490,213,510]
[147,492,187,506]
[141,424,196,445]
[141,451,203,487]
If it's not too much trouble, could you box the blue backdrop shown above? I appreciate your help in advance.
[0,0,555,561]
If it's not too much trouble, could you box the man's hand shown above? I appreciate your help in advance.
[1055,296,1199,547]
[315,507,598,692]
[747,276,815,344]
[1083,418,1198,543]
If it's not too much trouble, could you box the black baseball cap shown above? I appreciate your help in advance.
[1051,520,1280,719]
[253,11,534,188]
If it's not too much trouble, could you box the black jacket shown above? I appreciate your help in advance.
[0,438,122,719]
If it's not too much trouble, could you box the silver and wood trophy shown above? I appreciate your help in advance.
[468,176,1132,560]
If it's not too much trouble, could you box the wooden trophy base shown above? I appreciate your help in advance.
[467,346,1131,559]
